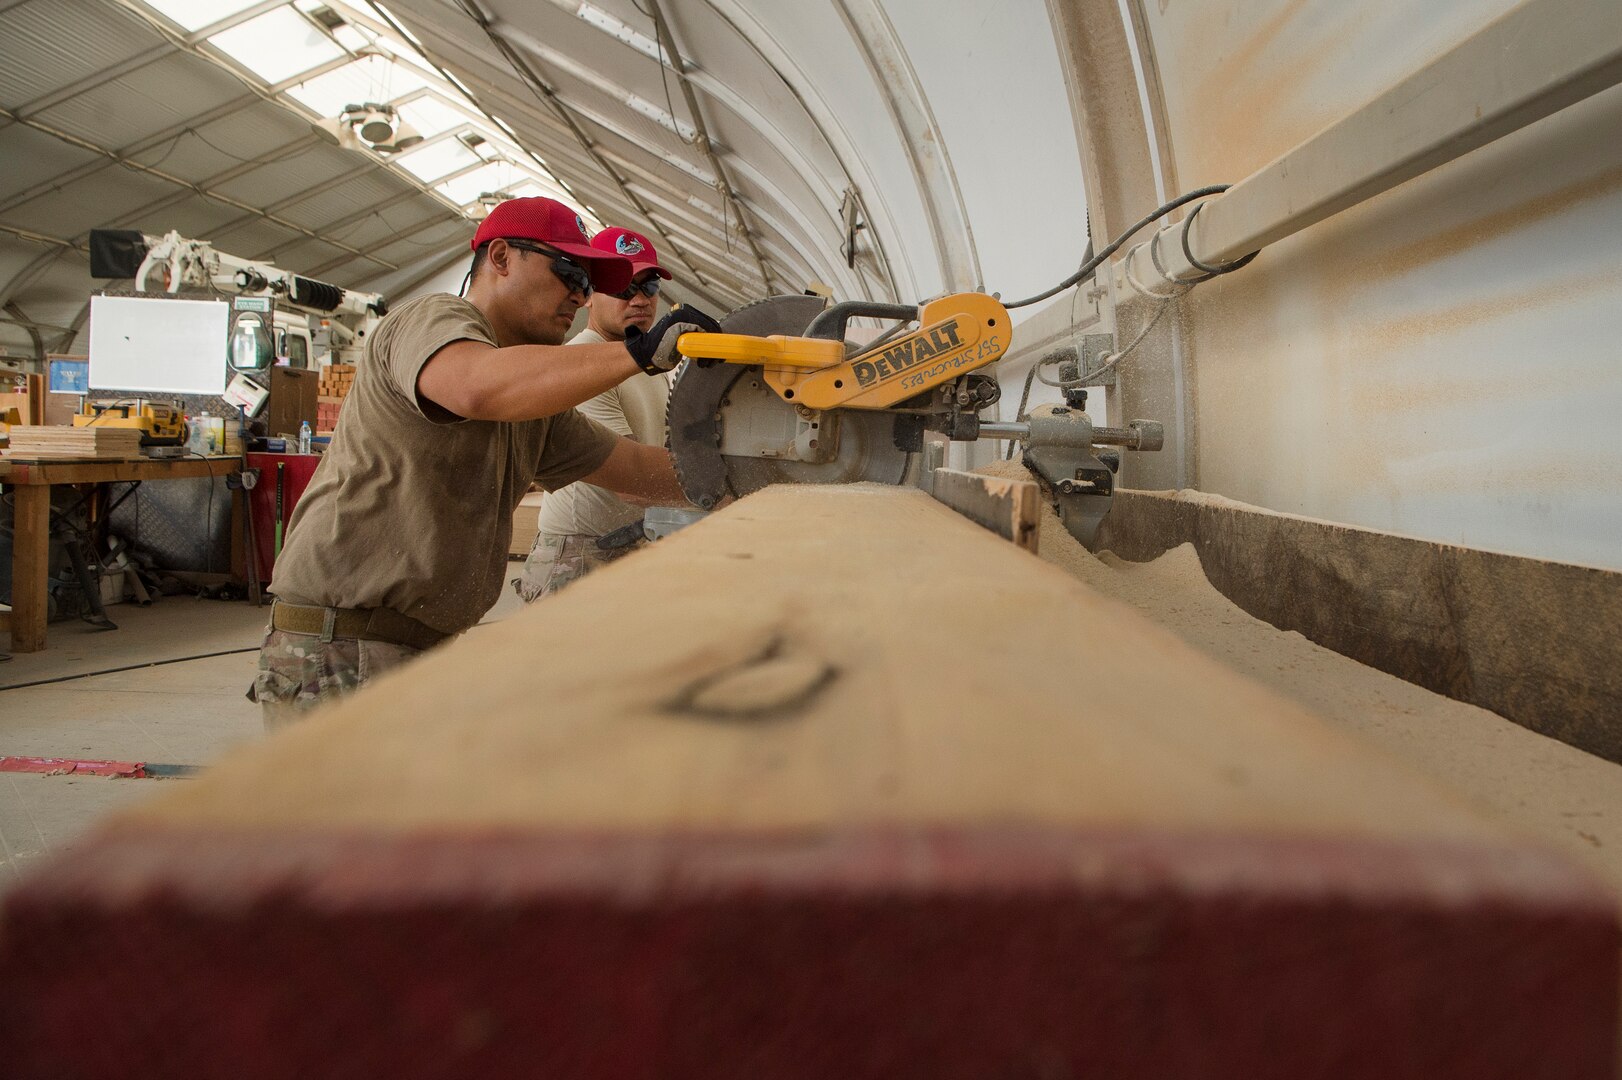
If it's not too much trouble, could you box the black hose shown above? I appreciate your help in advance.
[1003,185,1235,310]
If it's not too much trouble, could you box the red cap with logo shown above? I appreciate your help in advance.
[472,197,632,294]
[590,227,672,281]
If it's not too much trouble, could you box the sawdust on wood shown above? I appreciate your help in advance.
[978,459,1622,889]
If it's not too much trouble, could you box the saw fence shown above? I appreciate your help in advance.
[0,485,1615,1078]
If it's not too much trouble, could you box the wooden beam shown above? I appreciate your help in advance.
[929,467,1039,551]
[0,485,1614,1076]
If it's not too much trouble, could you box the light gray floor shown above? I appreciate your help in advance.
[0,586,526,892]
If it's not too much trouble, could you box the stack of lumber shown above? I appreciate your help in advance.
[0,485,1613,1077]
[3,425,142,459]
[316,362,355,434]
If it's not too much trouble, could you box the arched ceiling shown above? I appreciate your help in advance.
[0,0,1089,360]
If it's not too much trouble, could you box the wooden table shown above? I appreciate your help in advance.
[1,456,241,653]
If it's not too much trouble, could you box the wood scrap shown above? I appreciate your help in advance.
[928,466,1039,550]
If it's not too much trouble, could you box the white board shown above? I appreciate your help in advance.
[88,295,228,395]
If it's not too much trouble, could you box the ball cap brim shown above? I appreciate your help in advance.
[473,197,633,294]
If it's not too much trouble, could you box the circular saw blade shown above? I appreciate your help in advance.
[667,295,912,508]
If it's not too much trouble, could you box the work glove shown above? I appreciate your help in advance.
[624,307,723,374]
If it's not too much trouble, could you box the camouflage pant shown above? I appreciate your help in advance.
[248,628,421,732]
[513,533,636,602]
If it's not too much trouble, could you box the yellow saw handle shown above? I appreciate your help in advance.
[676,332,844,371]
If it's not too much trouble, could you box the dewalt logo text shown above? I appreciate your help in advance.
[851,321,965,388]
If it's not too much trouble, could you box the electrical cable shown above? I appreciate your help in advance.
[1072,298,1177,387]
[0,647,260,692]
[1002,184,1250,310]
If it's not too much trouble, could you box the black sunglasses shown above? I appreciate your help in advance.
[610,277,662,301]
[501,239,593,297]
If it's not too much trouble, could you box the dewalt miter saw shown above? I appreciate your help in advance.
[666,293,1164,545]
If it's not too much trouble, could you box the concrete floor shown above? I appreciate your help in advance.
[0,586,525,893]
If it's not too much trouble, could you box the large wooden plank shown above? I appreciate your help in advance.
[1096,489,1622,764]
[0,484,1615,1078]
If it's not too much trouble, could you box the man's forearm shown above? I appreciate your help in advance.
[470,342,641,420]
[583,439,691,505]
[420,340,641,421]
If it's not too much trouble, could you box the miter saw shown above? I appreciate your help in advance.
[665,293,1164,545]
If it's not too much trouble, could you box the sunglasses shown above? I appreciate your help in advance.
[610,277,662,301]
[501,239,593,297]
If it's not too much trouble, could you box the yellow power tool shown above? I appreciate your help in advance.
[666,292,1165,545]
[72,401,187,445]
[667,293,1009,509]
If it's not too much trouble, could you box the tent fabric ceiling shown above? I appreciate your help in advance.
[0,0,484,358]
[0,0,1089,360]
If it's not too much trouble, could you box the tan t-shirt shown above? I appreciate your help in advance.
[271,293,619,635]
[535,325,671,538]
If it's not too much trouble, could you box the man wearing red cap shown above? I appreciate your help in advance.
[251,197,718,725]
[517,226,676,600]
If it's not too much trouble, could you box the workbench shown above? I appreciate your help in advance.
[0,455,241,653]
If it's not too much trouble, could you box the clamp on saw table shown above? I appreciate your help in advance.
[664,292,1164,545]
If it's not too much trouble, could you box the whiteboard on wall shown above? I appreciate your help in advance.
[87,295,228,395]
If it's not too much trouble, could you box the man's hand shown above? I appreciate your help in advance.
[624,307,723,374]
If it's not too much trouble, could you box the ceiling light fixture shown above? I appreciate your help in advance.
[313,102,425,154]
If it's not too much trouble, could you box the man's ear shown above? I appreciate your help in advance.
[485,238,513,278]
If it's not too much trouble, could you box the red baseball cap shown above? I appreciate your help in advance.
[590,227,672,281]
[472,197,632,294]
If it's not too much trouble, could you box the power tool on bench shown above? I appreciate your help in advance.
[664,293,1163,545]
[72,400,187,446]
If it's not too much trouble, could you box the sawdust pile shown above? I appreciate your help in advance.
[975,458,1622,888]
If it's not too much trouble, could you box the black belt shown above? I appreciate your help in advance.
[270,601,450,651]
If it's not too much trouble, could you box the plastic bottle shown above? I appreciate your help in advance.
[298,420,312,455]
[194,411,212,455]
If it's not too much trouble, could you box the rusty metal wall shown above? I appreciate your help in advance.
[1003,0,1622,570]
[1115,0,1622,570]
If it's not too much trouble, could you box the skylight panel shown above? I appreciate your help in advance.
[285,55,432,117]
[396,96,477,139]
[396,138,483,181]
[437,162,520,206]
[332,23,370,51]
[208,7,345,86]
[143,0,268,33]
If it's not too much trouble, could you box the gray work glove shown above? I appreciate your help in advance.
[624,307,723,374]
